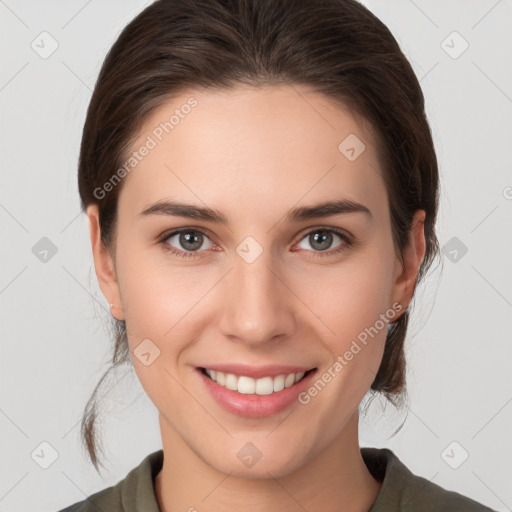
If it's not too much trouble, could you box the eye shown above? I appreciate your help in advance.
[295,227,351,257]
[160,228,214,259]
[159,226,352,260]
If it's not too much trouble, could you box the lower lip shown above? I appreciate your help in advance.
[196,367,317,418]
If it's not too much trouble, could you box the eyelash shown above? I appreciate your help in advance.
[158,227,353,260]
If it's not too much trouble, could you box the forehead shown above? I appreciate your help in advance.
[117,84,386,219]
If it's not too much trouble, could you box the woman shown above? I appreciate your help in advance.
[59,0,495,510]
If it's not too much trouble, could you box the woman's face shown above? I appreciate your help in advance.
[88,84,424,478]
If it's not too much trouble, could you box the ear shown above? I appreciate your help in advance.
[390,209,426,316]
[86,204,125,321]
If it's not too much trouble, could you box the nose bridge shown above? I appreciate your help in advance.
[219,239,294,344]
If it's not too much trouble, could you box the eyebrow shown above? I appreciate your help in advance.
[139,198,372,224]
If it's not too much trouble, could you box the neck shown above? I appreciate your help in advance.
[155,411,382,512]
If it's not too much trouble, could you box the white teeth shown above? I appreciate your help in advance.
[284,373,295,388]
[255,376,274,395]
[273,375,285,392]
[204,369,309,395]
[225,373,238,391]
[238,376,255,394]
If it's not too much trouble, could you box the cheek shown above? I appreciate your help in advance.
[299,252,396,347]
[116,242,190,331]
[293,252,397,429]
[116,251,198,414]
[114,245,188,382]
[115,245,213,401]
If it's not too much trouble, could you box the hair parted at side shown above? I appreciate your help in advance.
[77,0,440,473]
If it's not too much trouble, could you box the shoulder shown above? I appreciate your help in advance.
[56,450,164,512]
[56,478,123,512]
[361,447,496,512]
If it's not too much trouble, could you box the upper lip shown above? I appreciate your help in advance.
[198,364,316,379]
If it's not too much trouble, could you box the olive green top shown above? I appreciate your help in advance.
[57,447,495,511]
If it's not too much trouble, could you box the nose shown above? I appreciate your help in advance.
[217,245,296,347]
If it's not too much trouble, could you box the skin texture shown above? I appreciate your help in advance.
[87,84,426,512]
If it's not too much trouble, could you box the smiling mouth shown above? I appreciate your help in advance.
[199,367,316,395]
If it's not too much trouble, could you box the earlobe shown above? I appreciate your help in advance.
[391,209,426,317]
[86,204,124,320]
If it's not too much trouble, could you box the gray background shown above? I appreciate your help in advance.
[1,1,511,511]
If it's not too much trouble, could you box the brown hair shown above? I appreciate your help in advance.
[78,0,440,472]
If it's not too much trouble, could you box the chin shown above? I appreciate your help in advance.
[202,439,310,479]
